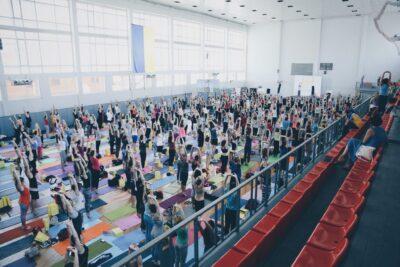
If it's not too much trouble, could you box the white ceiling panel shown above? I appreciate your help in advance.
[142,0,400,25]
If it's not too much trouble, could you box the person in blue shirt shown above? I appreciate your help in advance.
[229,154,242,182]
[224,174,240,234]
[378,78,390,113]
[338,113,387,167]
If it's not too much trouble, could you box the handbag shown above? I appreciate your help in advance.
[356,145,375,161]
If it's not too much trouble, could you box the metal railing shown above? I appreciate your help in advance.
[113,96,372,267]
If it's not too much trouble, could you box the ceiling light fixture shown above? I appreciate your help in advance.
[304,14,309,16]
[240,5,245,7]
[192,5,197,7]
[272,17,276,19]
[347,5,354,7]
[252,9,257,12]
[221,13,226,15]
[296,10,301,12]
[174,0,180,3]
[352,10,358,12]
[262,13,267,16]
[208,9,212,12]
[288,5,293,8]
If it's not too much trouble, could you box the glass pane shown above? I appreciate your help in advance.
[6,79,40,100]
[82,76,105,94]
[49,77,78,96]
[112,75,130,91]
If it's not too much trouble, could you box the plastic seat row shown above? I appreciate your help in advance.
[292,111,396,267]
[213,114,371,267]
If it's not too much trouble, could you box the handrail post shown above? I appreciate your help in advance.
[194,219,199,267]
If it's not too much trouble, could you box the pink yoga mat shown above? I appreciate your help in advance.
[113,214,141,230]
[142,166,152,174]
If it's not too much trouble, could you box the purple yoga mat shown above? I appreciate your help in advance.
[114,214,141,231]
[159,189,192,209]
[96,186,114,196]
[99,178,108,187]
[41,163,73,173]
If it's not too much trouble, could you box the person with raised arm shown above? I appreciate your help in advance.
[11,163,31,230]
[65,220,89,267]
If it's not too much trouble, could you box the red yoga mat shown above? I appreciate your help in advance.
[0,219,44,244]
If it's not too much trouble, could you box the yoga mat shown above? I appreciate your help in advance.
[113,214,141,231]
[0,218,44,244]
[159,189,192,209]
[102,251,129,267]
[142,166,152,174]
[88,239,113,260]
[0,235,33,260]
[97,186,114,196]
[90,198,107,210]
[149,175,176,190]
[4,256,36,267]
[163,183,181,195]
[0,206,47,230]
[112,228,145,250]
[53,221,112,256]
[208,174,225,184]
[241,161,257,174]
[103,204,136,222]
[9,196,52,217]
[144,173,155,181]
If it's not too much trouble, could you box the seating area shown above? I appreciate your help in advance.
[291,104,398,267]
[214,97,399,267]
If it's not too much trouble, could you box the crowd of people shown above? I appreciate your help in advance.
[7,85,396,266]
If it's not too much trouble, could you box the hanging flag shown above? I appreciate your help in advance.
[131,24,155,73]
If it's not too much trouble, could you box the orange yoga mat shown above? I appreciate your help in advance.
[52,221,111,256]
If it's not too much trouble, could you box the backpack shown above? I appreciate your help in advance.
[0,196,12,213]
[57,228,69,241]
[245,199,259,211]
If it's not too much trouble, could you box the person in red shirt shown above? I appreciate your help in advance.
[11,164,31,230]
[89,150,101,193]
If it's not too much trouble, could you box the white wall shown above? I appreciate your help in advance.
[247,13,400,96]
[246,22,281,91]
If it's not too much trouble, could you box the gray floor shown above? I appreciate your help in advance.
[340,116,400,267]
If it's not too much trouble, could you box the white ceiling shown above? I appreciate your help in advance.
[143,0,400,25]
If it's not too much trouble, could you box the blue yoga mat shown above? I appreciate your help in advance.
[0,206,47,230]
[112,229,145,250]
[149,175,176,191]
[0,235,33,260]
[4,256,36,267]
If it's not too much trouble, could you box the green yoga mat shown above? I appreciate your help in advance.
[268,155,280,164]
[52,240,112,267]
[103,204,136,222]
[88,239,112,260]
[209,174,225,184]
[241,161,257,174]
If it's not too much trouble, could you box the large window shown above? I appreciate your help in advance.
[49,77,78,96]
[173,20,201,44]
[174,44,201,71]
[0,0,71,31]
[112,75,130,91]
[0,0,74,75]
[77,2,129,72]
[0,1,247,104]
[6,80,40,100]
[82,76,105,94]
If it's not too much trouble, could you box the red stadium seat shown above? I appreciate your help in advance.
[234,229,266,258]
[307,222,347,251]
[309,164,327,176]
[347,171,374,183]
[340,179,370,196]
[332,191,365,213]
[281,190,305,216]
[292,239,349,267]
[269,201,294,228]
[293,180,314,198]
[253,214,280,235]
[252,214,280,252]
[302,172,321,184]
[320,205,358,235]
[213,247,247,267]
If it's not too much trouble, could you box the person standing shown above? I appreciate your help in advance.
[378,78,390,113]
[224,174,240,234]
[11,164,31,230]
